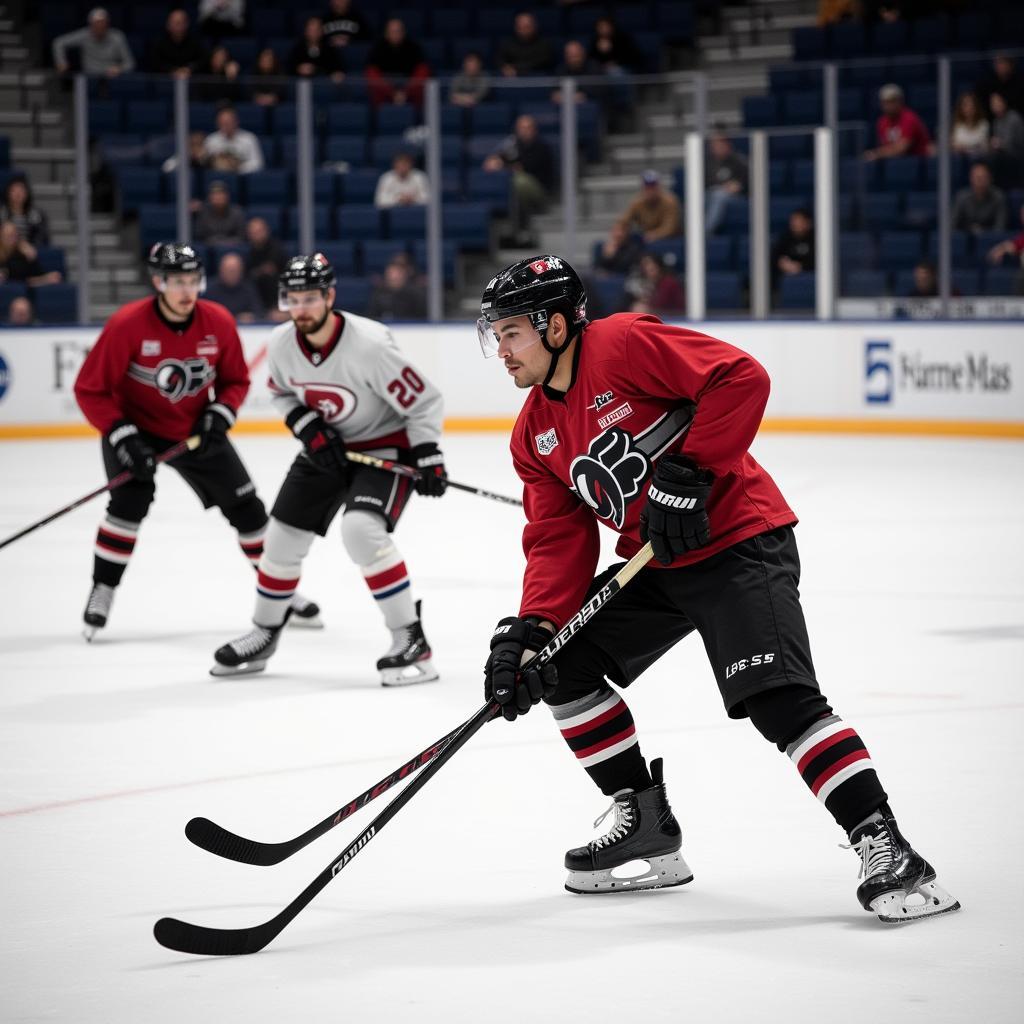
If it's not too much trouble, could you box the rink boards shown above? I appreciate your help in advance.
[0,320,1021,438]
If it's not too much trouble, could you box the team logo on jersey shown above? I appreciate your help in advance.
[197,335,219,355]
[569,427,651,529]
[141,340,161,356]
[587,390,614,411]
[535,427,559,455]
[296,382,358,424]
[127,357,214,402]
[598,402,634,430]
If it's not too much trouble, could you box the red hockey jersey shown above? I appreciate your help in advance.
[74,297,250,440]
[511,313,797,628]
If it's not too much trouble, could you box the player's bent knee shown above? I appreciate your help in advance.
[223,494,267,536]
[107,480,156,523]
[744,685,833,750]
[261,517,316,568]
[340,509,391,566]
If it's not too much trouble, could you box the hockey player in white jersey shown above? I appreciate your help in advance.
[212,254,446,685]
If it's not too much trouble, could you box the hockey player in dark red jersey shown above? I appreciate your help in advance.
[478,255,959,923]
[74,242,320,639]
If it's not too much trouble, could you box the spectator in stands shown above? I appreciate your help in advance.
[986,203,1024,294]
[0,223,62,286]
[205,252,263,322]
[366,256,427,320]
[323,0,369,48]
[194,181,247,244]
[817,0,858,25]
[52,7,135,78]
[864,84,933,161]
[148,9,208,77]
[366,18,430,108]
[627,252,685,316]
[289,16,346,81]
[588,15,643,74]
[5,295,34,326]
[616,170,682,242]
[250,48,286,106]
[483,114,556,246]
[906,260,940,299]
[203,105,264,174]
[988,92,1024,188]
[196,45,243,103]
[1,178,50,248]
[594,221,645,276]
[450,52,491,108]
[951,163,1007,233]
[161,130,210,175]
[977,54,1024,118]
[951,92,990,158]
[245,217,286,315]
[497,11,555,77]
[198,1,246,41]
[374,152,429,209]
[552,40,602,104]
[771,208,815,288]
[705,133,749,235]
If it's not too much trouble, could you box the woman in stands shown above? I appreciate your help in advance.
[0,177,50,250]
[951,92,990,158]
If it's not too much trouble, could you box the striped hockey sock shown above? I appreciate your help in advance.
[786,714,887,834]
[253,557,299,628]
[550,686,652,796]
[237,527,265,567]
[92,515,140,587]
[361,550,416,630]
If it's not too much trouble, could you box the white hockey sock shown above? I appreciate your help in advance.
[252,519,314,627]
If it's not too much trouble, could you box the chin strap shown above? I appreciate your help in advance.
[540,328,581,387]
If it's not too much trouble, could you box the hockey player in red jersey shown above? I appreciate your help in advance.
[74,242,320,639]
[478,255,959,923]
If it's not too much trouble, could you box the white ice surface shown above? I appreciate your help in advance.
[1,433,1022,1023]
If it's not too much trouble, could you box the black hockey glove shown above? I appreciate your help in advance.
[107,421,156,482]
[191,402,234,456]
[640,454,714,566]
[410,442,447,497]
[484,616,559,722]
[287,408,349,478]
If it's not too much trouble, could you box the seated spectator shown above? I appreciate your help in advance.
[366,18,429,108]
[196,45,243,103]
[988,92,1024,188]
[0,222,62,286]
[161,130,210,175]
[245,217,286,315]
[987,202,1024,269]
[772,208,815,287]
[483,115,556,245]
[250,48,286,106]
[289,16,346,81]
[627,252,685,316]
[366,256,427,320]
[952,163,1007,233]
[322,0,368,48]
[951,92,990,158]
[497,12,555,78]
[147,8,207,77]
[52,7,134,78]
[818,0,858,25]
[198,0,246,41]
[552,40,602,104]
[616,170,682,242]
[589,15,643,74]
[977,54,1024,118]
[705,133,748,235]
[864,84,933,161]
[205,252,263,321]
[907,260,938,298]
[194,181,246,244]
[5,295,34,325]
[595,221,645,276]
[203,105,264,174]
[450,52,491,108]
[374,152,429,209]
[1,177,50,248]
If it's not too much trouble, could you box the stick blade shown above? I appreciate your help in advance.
[153,915,274,956]
[185,816,288,866]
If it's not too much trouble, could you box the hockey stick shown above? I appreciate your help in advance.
[154,541,655,956]
[0,436,200,552]
[345,450,523,507]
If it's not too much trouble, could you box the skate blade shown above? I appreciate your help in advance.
[209,660,269,678]
[82,626,101,643]
[287,613,323,630]
[870,880,962,924]
[379,659,440,687]
[565,853,693,895]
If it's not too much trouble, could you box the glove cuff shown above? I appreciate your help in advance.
[286,407,321,440]
[208,402,236,428]
[655,453,714,489]
[490,616,554,652]
[107,421,139,447]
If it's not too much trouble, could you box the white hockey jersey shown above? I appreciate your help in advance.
[265,311,443,450]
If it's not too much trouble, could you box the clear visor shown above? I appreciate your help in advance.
[476,316,541,358]
[156,272,205,295]
[279,289,327,313]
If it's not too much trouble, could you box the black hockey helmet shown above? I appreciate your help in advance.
[477,255,587,358]
[146,242,205,290]
[278,252,336,310]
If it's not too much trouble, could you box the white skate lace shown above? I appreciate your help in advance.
[841,830,894,880]
[231,626,273,657]
[384,624,417,658]
[590,796,635,850]
[86,585,113,617]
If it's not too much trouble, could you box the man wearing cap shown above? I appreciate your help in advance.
[615,171,682,243]
[865,84,933,162]
[52,8,135,77]
[194,181,247,245]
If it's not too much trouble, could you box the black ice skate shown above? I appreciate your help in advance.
[210,609,292,677]
[376,600,438,687]
[288,594,323,629]
[564,758,693,894]
[843,804,960,924]
[82,583,115,642]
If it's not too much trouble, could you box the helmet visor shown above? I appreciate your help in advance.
[476,316,541,358]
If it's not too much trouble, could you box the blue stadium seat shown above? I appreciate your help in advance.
[126,100,169,133]
[188,102,217,133]
[314,170,339,204]
[389,206,427,240]
[656,1,694,42]
[390,8,427,36]
[138,203,178,249]
[412,239,457,284]
[376,106,417,136]
[245,169,289,205]
[116,166,163,211]
[466,169,511,214]
[35,247,66,276]
[830,22,867,58]
[432,9,473,36]
[450,37,492,68]
[469,102,515,136]
[272,105,297,135]
[840,232,876,270]
[334,275,371,314]
[326,103,371,136]
[877,231,925,270]
[370,136,416,167]
[984,268,1020,295]
[974,231,1015,265]
[769,197,805,231]
[196,170,241,203]
[783,93,823,125]
[286,205,334,241]
[362,240,409,275]
[89,100,123,135]
[742,96,779,128]
[778,273,815,309]
[838,87,864,121]
[336,205,383,240]
[250,9,288,37]
[872,20,910,55]
[903,191,937,229]
[324,137,367,165]
[339,169,380,205]
[792,27,826,61]
[234,103,268,135]
[770,161,792,193]
[769,135,812,160]
[953,269,981,295]
[926,232,971,268]
[860,193,901,228]
[706,272,742,309]
[33,284,78,324]
[443,202,490,250]
[589,273,627,315]
[881,157,923,192]
[0,281,28,317]
[316,242,357,275]
[707,236,734,271]
[648,238,685,270]
[441,105,465,134]
[720,197,750,233]
[909,16,949,52]
[280,136,324,167]
[844,269,888,297]
[790,159,814,193]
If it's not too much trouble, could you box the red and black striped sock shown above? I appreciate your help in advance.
[549,686,652,796]
[92,515,140,587]
[238,527,265,567]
